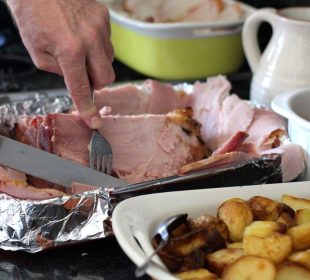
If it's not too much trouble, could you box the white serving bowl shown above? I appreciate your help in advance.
[272,88,310,180]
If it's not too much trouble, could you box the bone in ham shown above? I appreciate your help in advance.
[0,75,305,200]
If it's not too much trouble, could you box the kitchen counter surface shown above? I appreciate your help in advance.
[0,60,251,280]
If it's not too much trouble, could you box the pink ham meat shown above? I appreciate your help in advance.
[0,164,66,200]
[16,109,206,184]
[95,84,149,115]
[216,95,254,148]
[212,131,249,156]
[189,75,231,150]
[246,108,287,149]
[0,180,66,200]
[262,143,305,182]
[95,80,187,115]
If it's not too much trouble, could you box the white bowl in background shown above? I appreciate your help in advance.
[272,88,310,180]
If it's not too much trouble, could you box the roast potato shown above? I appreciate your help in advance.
[222,256,276,280]
[243,221,287,238]
[227,242,243,249]
[206,248,243,276]
[288,251,310,270]
[295,208,310,225]
[243,233,292,264]
[276,262,310,280]
[282,194,310,211]
[217,198,253,242]
[189,214,229,241]
[175,268,218,280]
[248,196,281,221]
[287,223,310,250]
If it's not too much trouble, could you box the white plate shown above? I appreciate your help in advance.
[112,181,310,280]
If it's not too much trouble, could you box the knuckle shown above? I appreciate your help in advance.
[34,59,48,71]
[70,83,90,97]
[59,40,85,59]
[102,69,115,84]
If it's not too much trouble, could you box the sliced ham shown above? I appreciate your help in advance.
[0,179,66,200]
[51,114,91,166]
[94,80,187,116]
[143,79,188,114]
[16,109,206,184]
[262,143,305,182]
[180,151,256,174]
[216,94,254,148]
[1,75,304,201]
[0,166,26,181]
[212,131,249,156]
[95,84,149,115]
[189,75,231,150]
[246,108,287,149]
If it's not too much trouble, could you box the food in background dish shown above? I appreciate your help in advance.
[0,76,305,200]
[111,0,243,23]
[153,194,310,279]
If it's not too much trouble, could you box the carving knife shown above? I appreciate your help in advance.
[0,135,127,188]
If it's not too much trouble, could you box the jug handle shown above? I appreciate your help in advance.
[242,8,277,73]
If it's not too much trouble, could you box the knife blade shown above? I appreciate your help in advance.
[0,135,127,188]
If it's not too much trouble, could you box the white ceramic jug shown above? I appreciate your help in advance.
[242,7,310,108]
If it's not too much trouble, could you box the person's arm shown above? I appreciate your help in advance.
[6,0,115,129]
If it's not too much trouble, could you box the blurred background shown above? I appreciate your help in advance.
[0,0,309,94]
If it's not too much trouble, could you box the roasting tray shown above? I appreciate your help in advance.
[0,88,282,253]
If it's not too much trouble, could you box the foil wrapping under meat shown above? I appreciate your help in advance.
[0,189,113,253]
[0,92,282,252]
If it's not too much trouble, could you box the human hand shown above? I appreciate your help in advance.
[7,0,115,129]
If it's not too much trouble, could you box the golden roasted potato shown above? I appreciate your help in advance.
[282,194,310,211]
[248,196,281,221]
[175,268,218,280]
[288,223,310,250]
[206,248,243,276]
[276,262,310,280]
[295,208,310,225]
[243,233,292,264]
[163,228,225,257]
[277,212,295,228]
[288,251,310,270]
[243,221,287,238]
[222,255,276,280]
[227,242,243,249]
[217,198,253,242]
[189,214,229,241]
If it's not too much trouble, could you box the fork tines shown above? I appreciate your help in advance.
[89,130,113,174]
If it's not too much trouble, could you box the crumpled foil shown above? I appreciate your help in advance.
[0,92,72,130]
[0,93,116,253]
[0,188,114,253]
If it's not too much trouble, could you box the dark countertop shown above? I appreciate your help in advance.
[0,60,252,280]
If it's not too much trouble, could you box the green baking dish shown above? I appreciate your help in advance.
[107,1,255,80]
